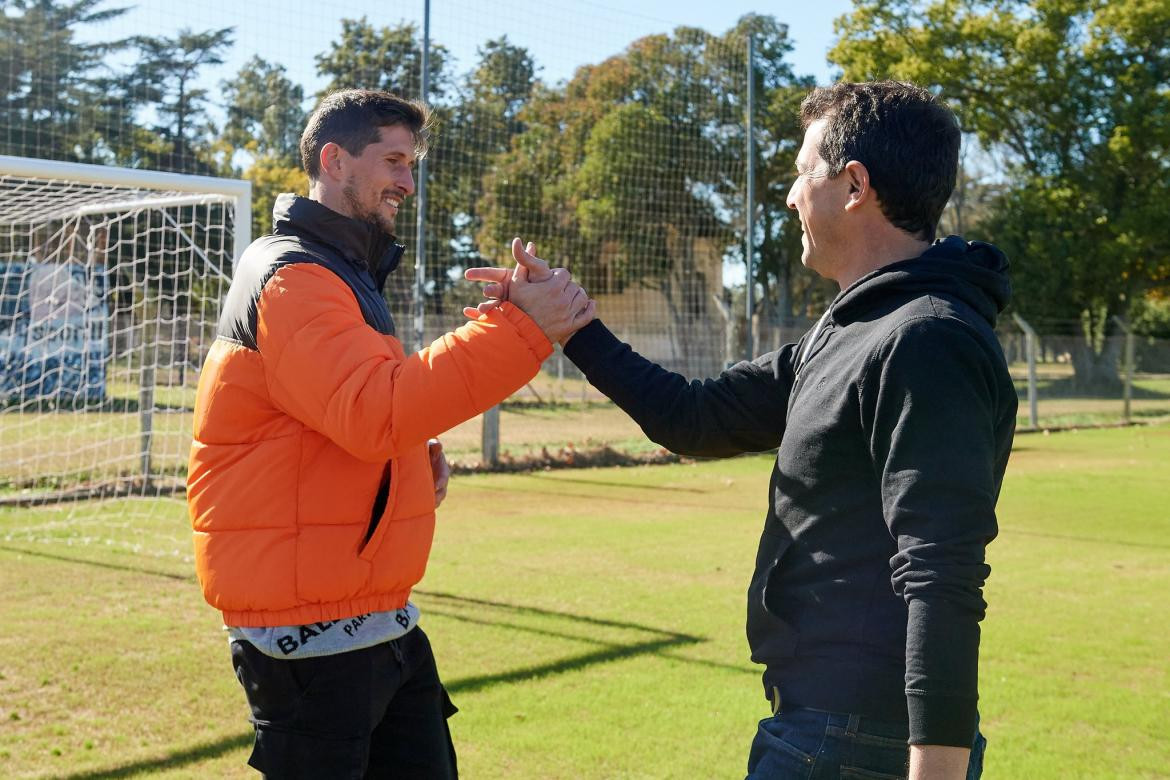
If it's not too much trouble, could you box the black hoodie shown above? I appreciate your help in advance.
[563,236,1016,747]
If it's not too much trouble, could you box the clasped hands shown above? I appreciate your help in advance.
[463,238,596,346]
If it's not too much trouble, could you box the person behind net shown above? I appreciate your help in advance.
[187,88,594,779]
[468,81,1015,780]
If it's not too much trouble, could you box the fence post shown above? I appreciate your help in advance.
[712,293,734,368]
[556,347,564,403]
[1111,315,1135,422]
[482,405,500,466]
[1012,312,1039,428]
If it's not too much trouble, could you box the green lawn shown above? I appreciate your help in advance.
[4,364,1168,495]
[0,425,1168,778]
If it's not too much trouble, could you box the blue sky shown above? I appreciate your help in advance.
[82,0,856,101]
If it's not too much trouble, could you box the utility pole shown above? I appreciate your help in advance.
[744,34,756,361]
[413,0,430,352]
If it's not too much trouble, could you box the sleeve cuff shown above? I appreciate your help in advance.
[906,691,979,747]
[561,319,619,374]
[496,302,553,362]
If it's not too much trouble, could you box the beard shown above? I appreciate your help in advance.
[342,180,397,236]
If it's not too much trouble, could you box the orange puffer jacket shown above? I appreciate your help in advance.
[188,195,550,627]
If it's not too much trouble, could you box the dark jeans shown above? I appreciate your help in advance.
[231,626,458,779]
[746,706,986,780]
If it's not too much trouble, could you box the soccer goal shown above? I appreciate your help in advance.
[0,155,249,553]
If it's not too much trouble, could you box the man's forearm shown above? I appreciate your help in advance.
[562,319,790,456]
[909,744,970,780]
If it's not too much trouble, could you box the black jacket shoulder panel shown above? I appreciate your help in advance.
[216,236,306,351]
[216,234,396,352]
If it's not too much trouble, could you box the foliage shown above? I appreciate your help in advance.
[130,26,235,174]
[314,17,449,101]
[0,0,132,163]
[478,16,825,332]
[422,37,538,310]
[831,0,1170,385]
[221,56,306,166]
[241,154,308,241]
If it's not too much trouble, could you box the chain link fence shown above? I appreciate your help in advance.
[2,0,1167,484]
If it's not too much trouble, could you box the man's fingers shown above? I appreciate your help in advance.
[512,236,552,282]
[463,300,504,318]
[548,267,572,292]
[567,284,586,312]
[561,298,597,346]
[479,281,505,299]
[429,438,451,510]
[465,267,507,313]
[576,298,597,323]
[511,238,530,284]
[464,267,509,283]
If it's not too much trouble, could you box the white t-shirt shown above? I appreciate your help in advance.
[227,602,420,659]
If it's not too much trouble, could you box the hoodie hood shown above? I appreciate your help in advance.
[832,236,1011,328]
[271,193,405,292]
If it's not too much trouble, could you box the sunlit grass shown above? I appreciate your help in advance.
[0,424,1167,777]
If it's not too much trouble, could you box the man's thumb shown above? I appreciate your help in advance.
[512,237,552,282]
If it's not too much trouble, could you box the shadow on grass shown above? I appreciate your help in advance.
[529,472,711,494]
[467,480,759,511]
[999,527,1170,551]
[418,590,755,677]
[1,397,194,414]
[59,732,253,780]
[1021,375,1170,401]
[417,589,687,634]
[57,590,741,778]
[447,634,702,694]
[0,544,192,581]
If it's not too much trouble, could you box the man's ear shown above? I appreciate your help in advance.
[843,160,871,212]
[319,142,345,183]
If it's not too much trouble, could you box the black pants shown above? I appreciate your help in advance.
[231,626,458,779]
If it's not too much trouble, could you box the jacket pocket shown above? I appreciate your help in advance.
[747,528,799,663]
[358,459,397,560]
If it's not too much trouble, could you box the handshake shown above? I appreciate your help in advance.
[463,237,596,346]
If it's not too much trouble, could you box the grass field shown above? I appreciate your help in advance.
[1,424,1168,778]
[4,370,1170,494]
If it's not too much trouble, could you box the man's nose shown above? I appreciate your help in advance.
[398,169,416,197]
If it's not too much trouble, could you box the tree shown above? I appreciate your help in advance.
[436,37,538,288]
[313,19,457,322]
[241,154,309,241]
[221,56,309,237]
[831,0,1170,388]
[222,56,307,165]
[314,18,449,100]
[131,26,235,174]
[732,15,830,327]
[478,17,817,370]
[0,0,132,163]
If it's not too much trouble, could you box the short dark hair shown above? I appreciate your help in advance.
[799,81,960,241]
[300,89,433,180]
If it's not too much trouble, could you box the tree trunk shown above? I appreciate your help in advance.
[1070,334,1122,392]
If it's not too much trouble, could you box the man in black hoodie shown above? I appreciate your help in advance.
[469,81,1015,779]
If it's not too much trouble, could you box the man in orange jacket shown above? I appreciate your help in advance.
[187,89,594,778]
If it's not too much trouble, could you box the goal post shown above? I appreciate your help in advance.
[0,155,250,524]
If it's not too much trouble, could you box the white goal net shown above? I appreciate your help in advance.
[0,155,249,561]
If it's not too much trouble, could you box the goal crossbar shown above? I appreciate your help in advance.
[0,154,252,258]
